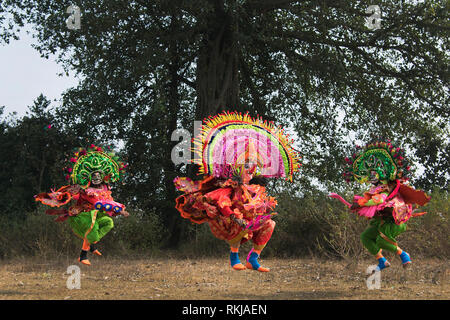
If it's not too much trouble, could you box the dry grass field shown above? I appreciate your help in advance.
[0,255,448,300]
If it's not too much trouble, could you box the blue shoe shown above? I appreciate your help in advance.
[376,257,391,271]
[400,251,412,267]
[246,249,269,272]
[230,251,245,270]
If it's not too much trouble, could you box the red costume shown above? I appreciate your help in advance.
[174,112,301,272]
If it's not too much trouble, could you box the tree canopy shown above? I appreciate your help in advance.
[0,0,448,245]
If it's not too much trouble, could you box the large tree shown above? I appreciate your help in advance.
[1,0,448,243]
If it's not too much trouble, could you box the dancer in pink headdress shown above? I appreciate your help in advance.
[174,112,301,272]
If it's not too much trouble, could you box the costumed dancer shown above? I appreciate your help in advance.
[35,144,129,266]
[329,140,430,270]
[174,112,301,272]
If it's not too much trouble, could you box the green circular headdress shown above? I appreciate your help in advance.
[64,144,127,188]
[343,139,411,184]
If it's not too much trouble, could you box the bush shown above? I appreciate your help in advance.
[0,207,166,260]
[176,222,227,257]
[270,188,449,261]
[104,208,167,256]
[0,189,447,261]
[399,188,449,258]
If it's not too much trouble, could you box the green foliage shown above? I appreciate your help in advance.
[2,188,447,260]
[0,0,448,249]
[402,188,450,257]
[177,223,227,257]
[0,206,166,259]
[2,1,447,191]
[0,208,80,260]
[0,95,82,219]
[106,208,167,254]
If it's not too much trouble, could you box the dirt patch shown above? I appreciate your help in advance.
[0,257,448,300]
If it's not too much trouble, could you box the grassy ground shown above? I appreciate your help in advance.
[0,255,448,300]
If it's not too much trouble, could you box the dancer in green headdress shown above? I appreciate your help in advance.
[35,144,129,266]
[330,139,430,270]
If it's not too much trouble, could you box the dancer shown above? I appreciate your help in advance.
[330,140,430,270]
[174,112,301,272]
[35,144,129,266]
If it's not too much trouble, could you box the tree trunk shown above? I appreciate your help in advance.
[163,15,188,248]
[166,6,244,247]
[195,11,241,120]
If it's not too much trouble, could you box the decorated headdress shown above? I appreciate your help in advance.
[343,139,411,183]
[193,111,301,181]
[63,144,127,188]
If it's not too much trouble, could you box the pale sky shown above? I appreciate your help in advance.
[0,28,79,117]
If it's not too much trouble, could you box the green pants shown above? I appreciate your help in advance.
[68,210,114,244]
[360,217,407,255]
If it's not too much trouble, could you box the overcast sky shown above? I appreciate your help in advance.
[0,27,78,117]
